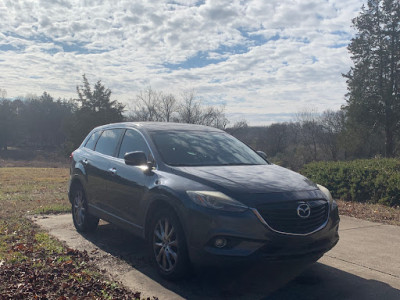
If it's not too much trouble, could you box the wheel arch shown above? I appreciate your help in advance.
[144,197,186,242]
[68,176,86,204]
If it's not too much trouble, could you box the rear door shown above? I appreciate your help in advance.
[91,128,124,212]
[107,129,154,226]
[79,130,104,208]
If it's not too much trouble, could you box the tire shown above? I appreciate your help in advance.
[148,207,190,280]
[71,185,99,233]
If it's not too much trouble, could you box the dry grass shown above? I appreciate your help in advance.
[337,199,400,226]
[0,167,70,218]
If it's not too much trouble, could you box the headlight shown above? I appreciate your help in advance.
[186,191,248,212]
[317,184,337,210]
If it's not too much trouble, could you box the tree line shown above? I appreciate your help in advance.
[228,109,368,170]
[0,75,228,154]
[0,78,396,170]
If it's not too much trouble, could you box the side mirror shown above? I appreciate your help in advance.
[124,151,148,166]
[257,150,268,160]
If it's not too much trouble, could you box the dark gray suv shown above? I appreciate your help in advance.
[68,122,339,279]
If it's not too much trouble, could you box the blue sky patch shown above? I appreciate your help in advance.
[329,43,348,48]
[3,32,107,55]
[238,28,270,46]
[37,35,107,54]
[0,44,21,52]
[332,30,349,36]
[163,50,228,70]
[163,28,273,71]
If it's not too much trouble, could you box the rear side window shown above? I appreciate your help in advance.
[84,130,101,150]
[95,129,124,156]
[118,129,150,158]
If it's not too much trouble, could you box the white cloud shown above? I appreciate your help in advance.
[0,0,365,125]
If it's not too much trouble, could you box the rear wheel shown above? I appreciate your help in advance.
[71,185,99,233]
[149,207,190,280]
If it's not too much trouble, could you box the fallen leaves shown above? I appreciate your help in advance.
[0,220,152,300]
[0,168,160,299]
[337,199,400,226]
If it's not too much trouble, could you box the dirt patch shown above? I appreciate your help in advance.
[337,200,400,226]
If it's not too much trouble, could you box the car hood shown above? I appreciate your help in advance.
[172,164,318,195]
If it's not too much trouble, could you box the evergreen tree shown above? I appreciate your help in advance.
[68,75,125,147]
[343,0,400,157]
[20,92,73,149]
[0,99,17,150]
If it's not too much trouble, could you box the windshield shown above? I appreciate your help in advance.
[150,131,268,166]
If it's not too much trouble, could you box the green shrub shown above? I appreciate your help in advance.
[300,158,400,207]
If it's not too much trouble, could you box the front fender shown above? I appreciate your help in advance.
[141,185,189,239]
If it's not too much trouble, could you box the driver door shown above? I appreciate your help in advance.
[107,129,154,226]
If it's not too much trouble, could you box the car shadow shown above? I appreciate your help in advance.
[81,222,400,300]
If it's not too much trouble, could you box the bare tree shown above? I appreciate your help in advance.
[178,90,202,124]
[128,88,228,129]
[160,93,177,122]
[319,110,346,160]
[232,120,248,130]
[264,123,289,157]
[295,109,321,162]
[177,90,228,128]
[130,87,162,121]
[0,88,7,100]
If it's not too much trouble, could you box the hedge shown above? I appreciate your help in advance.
[300,158,400,207]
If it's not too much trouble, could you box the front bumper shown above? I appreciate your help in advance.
[184,204,340,266]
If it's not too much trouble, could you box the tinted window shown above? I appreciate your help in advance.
[151,131,267,166]
[118,129,150,158]
[84,130,101,150]
[95,129,123,156]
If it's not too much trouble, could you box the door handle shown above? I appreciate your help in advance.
[108,167,117,175]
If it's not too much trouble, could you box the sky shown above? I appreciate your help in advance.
[0,0,365,125]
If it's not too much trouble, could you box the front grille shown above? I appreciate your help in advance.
[256,199,329,235]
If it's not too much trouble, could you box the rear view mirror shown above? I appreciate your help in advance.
[257,151,268,160]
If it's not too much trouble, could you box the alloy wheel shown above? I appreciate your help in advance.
[73,190,86,227]
[153,218,179,272]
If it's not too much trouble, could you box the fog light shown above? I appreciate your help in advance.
[214,238,227,248]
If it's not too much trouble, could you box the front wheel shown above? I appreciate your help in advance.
[71,186,99,233]
[149,207,190,280]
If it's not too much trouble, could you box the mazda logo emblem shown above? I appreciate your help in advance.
[297,203,311,218]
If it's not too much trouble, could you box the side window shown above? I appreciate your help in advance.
[118,129,150,158]
[84,130,101,150]
[95,129,124,156]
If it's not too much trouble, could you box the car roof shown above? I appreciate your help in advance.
[94,122,224,133]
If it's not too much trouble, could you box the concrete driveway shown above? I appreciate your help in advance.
[34,215,400,300]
